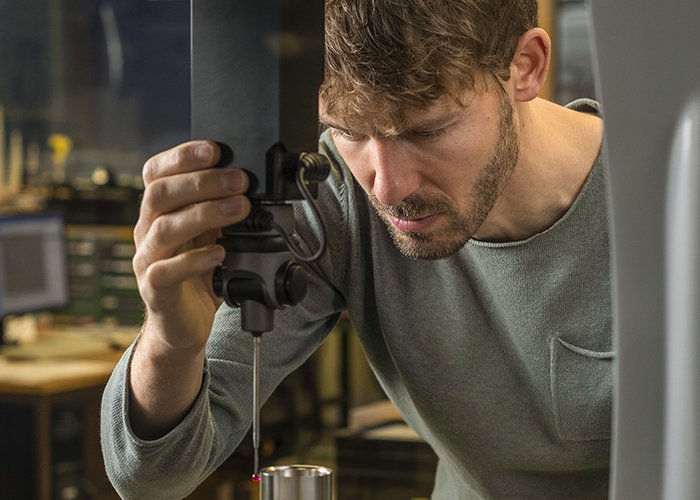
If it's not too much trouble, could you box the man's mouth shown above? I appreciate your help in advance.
[389,214,441,233]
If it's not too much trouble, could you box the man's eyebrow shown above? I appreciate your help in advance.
[404,110,463,132]
[318,116,344,130]
[318,108,464,136]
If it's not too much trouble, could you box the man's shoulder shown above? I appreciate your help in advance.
[566,98,601,117]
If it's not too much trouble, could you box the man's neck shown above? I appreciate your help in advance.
[473,98,603,243]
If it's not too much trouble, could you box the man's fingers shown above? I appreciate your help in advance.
[135,167,249,243]
[138,245,225,300]
[131,140,251,318]
[135,194,250,264]
[142,141,221,186]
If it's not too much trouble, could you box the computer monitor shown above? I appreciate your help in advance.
[0,212,70,344]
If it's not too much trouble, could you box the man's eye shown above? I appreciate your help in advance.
[409,128,447,139]
[332,128,365,142]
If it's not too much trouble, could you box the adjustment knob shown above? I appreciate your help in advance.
[275,261,308,306]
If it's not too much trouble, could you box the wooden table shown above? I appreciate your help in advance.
[0,337,125,500]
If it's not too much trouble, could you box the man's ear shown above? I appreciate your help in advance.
[510,28,551,102]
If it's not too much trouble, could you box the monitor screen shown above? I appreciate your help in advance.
[0,212,69,319]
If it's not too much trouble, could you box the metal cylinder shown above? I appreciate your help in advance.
[260,464,333,500]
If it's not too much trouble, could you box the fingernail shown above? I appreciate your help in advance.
[222,170,245,192]
[220,197,244,216]
[209,245,225,263]
[195,143,213,162]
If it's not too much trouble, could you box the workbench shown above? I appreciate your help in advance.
[0,330,129,500]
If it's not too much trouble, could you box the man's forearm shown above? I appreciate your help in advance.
[128,326,206,440]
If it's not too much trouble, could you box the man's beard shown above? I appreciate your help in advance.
[369,92,520,260]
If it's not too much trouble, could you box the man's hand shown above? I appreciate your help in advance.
[129,141,250,438]
[134,140,250,348]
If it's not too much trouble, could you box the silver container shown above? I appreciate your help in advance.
[260,464,333,500]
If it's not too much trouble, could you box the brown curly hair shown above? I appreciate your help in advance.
[320,0,538,132]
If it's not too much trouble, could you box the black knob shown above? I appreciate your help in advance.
[275,261,308,306]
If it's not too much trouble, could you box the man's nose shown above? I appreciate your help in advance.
[369,138,421,206]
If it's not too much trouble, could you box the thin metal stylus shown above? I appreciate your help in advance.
[252,333,261,477]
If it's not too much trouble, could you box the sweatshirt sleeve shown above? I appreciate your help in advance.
[100,342,231,499]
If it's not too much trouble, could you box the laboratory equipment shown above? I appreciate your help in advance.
[260,465,333,500]
[590,1,700,498]
[190,0,330,478]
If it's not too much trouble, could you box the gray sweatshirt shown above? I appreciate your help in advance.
[101,99,612,499]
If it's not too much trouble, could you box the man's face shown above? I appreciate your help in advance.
[321,85,520,260]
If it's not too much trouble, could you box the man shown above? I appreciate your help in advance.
[101,1,611,498]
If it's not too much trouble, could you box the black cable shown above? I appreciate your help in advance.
[270,165,327,263]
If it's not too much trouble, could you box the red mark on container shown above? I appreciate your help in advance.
[251,473,261,483]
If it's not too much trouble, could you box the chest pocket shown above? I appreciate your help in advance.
[549,336,614,441]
